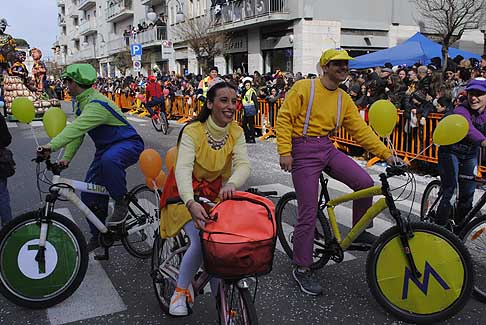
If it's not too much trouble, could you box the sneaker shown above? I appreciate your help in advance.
[354,231,378,245]
[292,268,323,296]
[87,236,100,252]
[106,199,129,227]
[169,287,191,317]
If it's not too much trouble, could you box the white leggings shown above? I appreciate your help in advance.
[177,221,219,294]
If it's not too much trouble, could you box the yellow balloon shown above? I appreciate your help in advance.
[368,100,398,137]
[43,107,67,138]
[11,97,35,124]
[433,114,469,145]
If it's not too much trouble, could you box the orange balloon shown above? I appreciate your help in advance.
[165,147,178,171]
[145,177,157,190]
[145,171,167,190]
[155,170,167,188]
[139,149,162,179]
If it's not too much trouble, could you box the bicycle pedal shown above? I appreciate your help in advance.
[94,247,110,260]
[348,243,372,251]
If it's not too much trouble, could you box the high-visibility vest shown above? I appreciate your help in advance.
[242,87,256,105]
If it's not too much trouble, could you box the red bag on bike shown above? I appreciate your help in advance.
[201,191,276,279]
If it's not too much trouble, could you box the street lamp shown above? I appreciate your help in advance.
[168,0,185,23]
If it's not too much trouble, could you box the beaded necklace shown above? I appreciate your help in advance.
[205,126,229,150]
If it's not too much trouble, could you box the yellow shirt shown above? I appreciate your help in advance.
[276,79,390,160]
[160,116,250,238]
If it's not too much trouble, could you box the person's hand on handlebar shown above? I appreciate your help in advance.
[386,155,405,167]
[219,183,236,201]
[186,199,209,230]
[58,159,70,168]
[37,145,52,160]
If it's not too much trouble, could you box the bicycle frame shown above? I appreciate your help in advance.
[158,235,253,323]
[326,185,386,250]
[46,174,109,234]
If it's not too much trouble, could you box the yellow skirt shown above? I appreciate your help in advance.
[159,203,192,238]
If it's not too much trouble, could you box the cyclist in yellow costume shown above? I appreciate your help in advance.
[159,78,250,316]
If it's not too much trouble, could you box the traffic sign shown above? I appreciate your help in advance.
[130,44,142,56]
[132,55,142,61]
[133,60,141,72]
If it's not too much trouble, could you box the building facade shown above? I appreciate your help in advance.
[54,0,485,77]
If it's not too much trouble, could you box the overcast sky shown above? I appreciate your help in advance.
[2,0,58,59]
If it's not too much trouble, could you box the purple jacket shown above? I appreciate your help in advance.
[454,103,486,145]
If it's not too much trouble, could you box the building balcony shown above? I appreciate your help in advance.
[129,26,167,48]
[140,0,164,5]
[105,0,134,23]
[78,0,96,11]
[208,0,290,32]
[58,16,66,26]
[107,36,129,55]
[57,0,65,6]
[79,46,96,60]
[79,19,97,36]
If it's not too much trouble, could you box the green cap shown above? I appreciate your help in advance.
[61,63,97,86]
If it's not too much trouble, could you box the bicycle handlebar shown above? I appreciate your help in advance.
[385,165,407,178]
[34,147,67,175]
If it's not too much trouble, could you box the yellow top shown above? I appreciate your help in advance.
[160,116,250,238]
[175,115,251,204]
[276,79,390,160]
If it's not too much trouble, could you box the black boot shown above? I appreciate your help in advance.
[106,198,129,227]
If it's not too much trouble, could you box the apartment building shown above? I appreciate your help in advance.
[54,0,485,77]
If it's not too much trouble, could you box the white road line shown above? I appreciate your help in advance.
[6,122,17,128]
[47,208,127,325]
[126,116,147,123]
[30,121,43,127]
[47,255,126,325]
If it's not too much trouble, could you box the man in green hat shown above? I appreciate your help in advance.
[40,63,144,251]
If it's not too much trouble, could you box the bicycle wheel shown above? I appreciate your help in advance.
[420,179,441,222]
[459,214,486,303]
[122,185,159,259]
[151,232,186,314]
[366,222,473,323]
[275,191,332,270]
[219,281,258,325]
[0,211,88,309]
[151,112,163,132]
[160,112,169,135]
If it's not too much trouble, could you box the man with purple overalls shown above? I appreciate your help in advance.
[277,49,398,296]
[40,64,144,251]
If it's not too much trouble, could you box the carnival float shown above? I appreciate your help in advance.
[0,18,60,120]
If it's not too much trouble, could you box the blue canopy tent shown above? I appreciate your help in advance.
[349,32,481,69]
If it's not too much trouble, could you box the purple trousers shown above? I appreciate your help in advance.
[291,137,374,267]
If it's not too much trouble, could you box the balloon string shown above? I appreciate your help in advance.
[152,179,158,190]
[403,143,434,164]
[30,124,39,147]
[57,148,64,161]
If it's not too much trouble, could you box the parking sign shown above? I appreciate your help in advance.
[130,44,142,56]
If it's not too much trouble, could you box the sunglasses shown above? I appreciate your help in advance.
[468,90,486,97]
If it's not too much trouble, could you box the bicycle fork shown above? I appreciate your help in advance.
[35,191,59,269]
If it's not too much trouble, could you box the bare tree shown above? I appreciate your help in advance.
[112,49,131,76]
[173,15,231,74]
[414,0,486,73]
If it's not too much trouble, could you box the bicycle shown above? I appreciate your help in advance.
[151,189,277,325]
[421,176,486,302]
[275,165,474,324]
[0,149,160,308]
[150,104,169,135]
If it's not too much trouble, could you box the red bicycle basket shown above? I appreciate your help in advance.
[201,191,276,279]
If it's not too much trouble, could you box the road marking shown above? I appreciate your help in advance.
[47,208,127,325]
[47,255,126,325]
[126,116,146,123]
[31,121,43,127]
[6,122,17,128]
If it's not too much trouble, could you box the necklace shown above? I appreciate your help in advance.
[206,127,229,150]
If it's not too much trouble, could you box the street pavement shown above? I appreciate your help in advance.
[1,102,486,324]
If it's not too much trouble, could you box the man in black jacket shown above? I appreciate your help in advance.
[0,108,12,228]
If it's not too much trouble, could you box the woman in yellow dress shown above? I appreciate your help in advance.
[159,78,250,316]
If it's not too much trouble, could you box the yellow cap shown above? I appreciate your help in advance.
[319,48,354,66]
